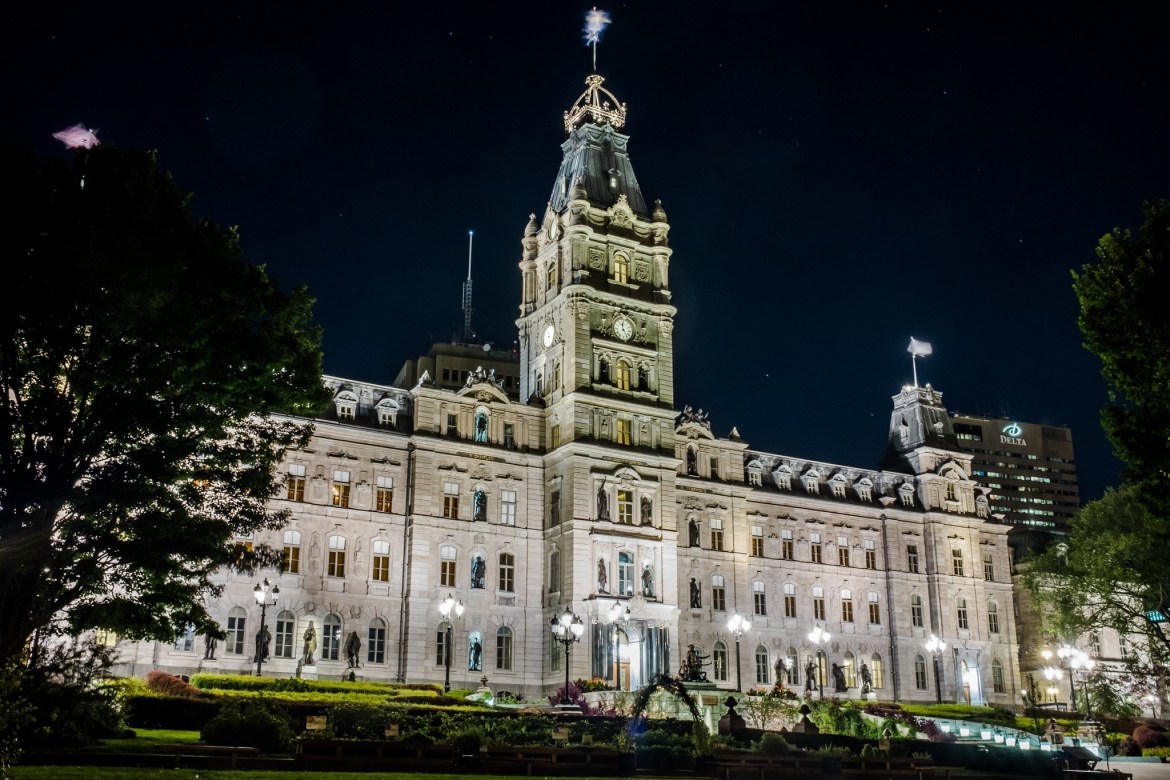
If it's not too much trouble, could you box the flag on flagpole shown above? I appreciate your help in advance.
[907,337,933,357]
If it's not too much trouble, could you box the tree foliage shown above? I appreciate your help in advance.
[1072,198,1170,516]
[0,143,329,665]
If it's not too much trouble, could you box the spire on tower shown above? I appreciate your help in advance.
[462,230,475,343]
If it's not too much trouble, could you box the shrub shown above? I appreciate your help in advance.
[452,727,485,754]
[756,732,792,755]
[201,698,295,753]
[122,694,220,730]
[145,671,204,698]
[325,702,390,740]
[1132,725,1169,748]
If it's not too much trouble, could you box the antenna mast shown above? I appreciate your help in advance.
[461,231,474,343]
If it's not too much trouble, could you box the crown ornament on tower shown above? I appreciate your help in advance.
[564,74,627,133]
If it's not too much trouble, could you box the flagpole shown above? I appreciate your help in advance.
[912,354,918,388]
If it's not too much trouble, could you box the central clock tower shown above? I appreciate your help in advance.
[516,74,682,690]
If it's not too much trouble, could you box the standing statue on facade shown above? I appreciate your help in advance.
[641,496,653,525]
[860,662,872,694]
[642,565,654,598]
[473,490,486,521]
[345,631,362,668]
[689,577,701,608]
[254,624,271,664]
[597,485,609,521]
[203,633,218,660]
[832,662,847,692]
[597,558,608,593]
[469,637,483,671]
[302,621,317,665]
[471,555,486,589]
[689,517,700,547]
[805,659,816,692]
[679,644,709,682]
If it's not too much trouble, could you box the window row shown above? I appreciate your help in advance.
[441,483,519,525]
[199,610,391,664]
[435,627,513,672]
[280,531,393,582]
[285,465,396,512]
[907,594,1002,634]
[904,544,996,581]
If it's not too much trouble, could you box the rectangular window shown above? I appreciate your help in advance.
[368,622,386,664]
[838,538,850,567]
[617,490,634,525]
[952,549,965,577]
[375,476,394,513]
[174,625,195,652]
[275,615,294,658]
[331,470,351,508]
[907,545,919,574]
[499,489,517,526]
[751,526,764,557]
[435,630,448,666]
[988,605,1000,634]
[865,540,877,570]
[327,535,346,578]
[841,590,854,623]
[447,413,457,436]
[549,490,561,527]
[371,540,390,582]
[616,419,632,446]
[550,425,560,449]
[712,582,726,612]
[784,583,797,618]
[443,481,460,519]
[440,546,456,587]
[810,533,822,564]
[714,646,728,681]
[497,631,513,670]
[282,531,301,574]
[956,598,969,630]
[911,596,924,627]
[915,657,927,689]
[992,662,1005,693]
[710,456,720,479]
[498,553,515,593]
[710,518,724,551]
[753,583,767,616]
[286,464,306,502]
[781,529,793,560]
[868,592,881,625]
[983,551,995,581]
[226,614,245,655]
[813,587,826,621]
[755,650,770,685]
[504,423,515,449]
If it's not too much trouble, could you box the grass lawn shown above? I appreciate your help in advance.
[77,728,205,753]
[9,771,636,780]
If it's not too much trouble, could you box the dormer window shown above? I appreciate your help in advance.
[613,253,629,284]
[774,466,793,490]
[334,390,358,421]
[747,462,764,487]
[899,483,916,507]
[856,478,873,502]
[802,470,821,495]
[376,398,399,428]
[830,476,847,499]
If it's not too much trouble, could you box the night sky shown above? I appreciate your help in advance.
[9,2,1170,505]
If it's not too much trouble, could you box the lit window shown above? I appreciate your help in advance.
[372,540,390,582]
[753,581,767,616]
[474,410,489,443]
[327,535,347,578]
[710,518,724,551]
[282,530,301,574]
[843,651,856,687]
[615,360,631,390]
[868,592,881,625]
[616,419,632,445]
[440,545,457,587]
[368,618,386,664]
[496,627,514,670]
[376,476,394,513]
[286,464,306,502]
[784,583,797,618]
[871,653,884,689]
[443,481,460,519]
[813,586,826,621]
[617,490,634,525]
[613,254,629,284]
[331,470,351,508]
[751,526,764,557]
[499,489,517,526]
[498,552,515,593]
[550,425,560,449]
[911,594,924,627]
[841,589,854,622]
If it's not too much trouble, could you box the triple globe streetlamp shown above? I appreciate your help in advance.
[726,613,751,692]
[607,601,630,689]
[1042,644,1094,713]
[438,593,465,692]
[924,634,947,704]
[253,578,279,677]
[807,625,830,698]
[550,607,585,706]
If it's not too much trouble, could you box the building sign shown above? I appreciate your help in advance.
[1000,422,1027,446]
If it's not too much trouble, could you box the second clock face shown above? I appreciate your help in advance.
[614,317,634,341]
[543,325,556,347]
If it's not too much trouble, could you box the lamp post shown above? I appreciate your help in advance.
[1042,665,1062,706]
[550,607,585,707]
[727,613,751,692]
[807,625,830,698]
[252,578,279,677]
[607,601,630,689]
[1049,644,1092,712]
[438,593,464,692]
[925,634,946,704]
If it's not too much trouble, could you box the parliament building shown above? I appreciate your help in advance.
[117,72,1023,707]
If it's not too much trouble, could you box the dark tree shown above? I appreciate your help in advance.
[0,144,329,665]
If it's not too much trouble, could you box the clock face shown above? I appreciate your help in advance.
[614,317,634,341]
[543,325,555,348]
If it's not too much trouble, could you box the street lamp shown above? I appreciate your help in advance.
[607,601,630,690]
[1042,665,1062,706]
[807,625,830,698]
[438,593,464,692]
[924,634,947,704]
[550,607,585,707]
[1052,644,1093,712]
[252,578,279,677]
[727,613,751,692]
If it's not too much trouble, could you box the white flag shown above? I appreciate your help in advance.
[907,337,933,357]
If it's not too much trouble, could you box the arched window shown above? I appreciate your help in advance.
[870,652,884,689]
[787,648,799,685]
[613,254,629,284]
[598,357,609,382]
[323,614,342,661]
[615,360,631,390]
[275,610,296,658]
[713,641,728,682]
[991,658,1005,693]
[226,607,246,655]
[474,409,489,443]
[914,654,927,689]
[496,627,513,670]
[754,645,770,685]
[987,601,1000,634]
[368,618,387,664]
[618,552,634,596]
[843,650,856,687]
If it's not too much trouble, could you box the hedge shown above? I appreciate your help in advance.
[190,673,441,697]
